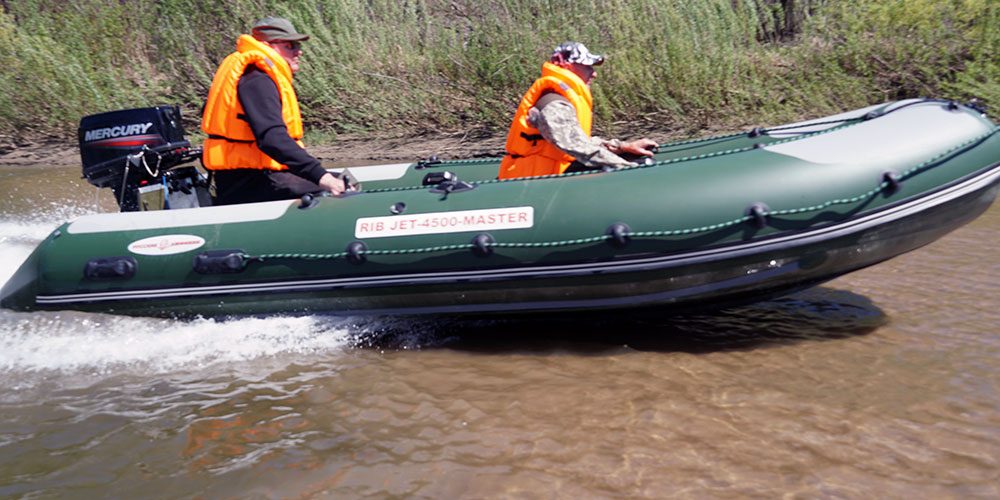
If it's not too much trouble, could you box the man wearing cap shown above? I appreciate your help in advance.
[201,17,346,205]
[499,41,657,180]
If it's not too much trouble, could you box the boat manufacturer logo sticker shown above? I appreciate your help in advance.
[127,234,206,256]
[356,207,534,239]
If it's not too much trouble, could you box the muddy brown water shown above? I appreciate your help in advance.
[1,165,998,499]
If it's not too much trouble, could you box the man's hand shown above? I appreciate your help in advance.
[318,172,347,196]
[620,138,658,156]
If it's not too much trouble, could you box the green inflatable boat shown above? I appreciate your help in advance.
[3,98,999,317]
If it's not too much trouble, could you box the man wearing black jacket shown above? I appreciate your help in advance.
[201,17,346,205]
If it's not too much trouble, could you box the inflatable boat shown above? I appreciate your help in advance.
[2,98,999,318]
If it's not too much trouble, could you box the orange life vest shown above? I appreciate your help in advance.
[201,35,305,171]
[498,62,594,179]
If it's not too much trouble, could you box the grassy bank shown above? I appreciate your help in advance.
[0,0,997,150]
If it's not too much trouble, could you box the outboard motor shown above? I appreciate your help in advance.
[79,106,211,211]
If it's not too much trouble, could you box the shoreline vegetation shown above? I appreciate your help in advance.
[1,0,998,163]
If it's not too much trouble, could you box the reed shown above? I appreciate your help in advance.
[0,0,996,148]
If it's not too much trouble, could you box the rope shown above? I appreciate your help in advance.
[245,106,999,264]
[140,149,161,178]
[364,112,863,194]
[365,99,962,195]
[407,99,948,172]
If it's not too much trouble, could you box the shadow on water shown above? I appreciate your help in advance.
[347,286,888,355]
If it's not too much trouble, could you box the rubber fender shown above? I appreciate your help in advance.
[192,250,246,274]
[84,256,137,280]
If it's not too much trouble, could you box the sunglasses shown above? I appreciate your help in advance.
[278,41,301,51]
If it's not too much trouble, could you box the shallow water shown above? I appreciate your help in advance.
[1,165,998,499]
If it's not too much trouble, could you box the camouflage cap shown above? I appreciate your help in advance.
[552,41,604,66]
[252,17,310,42]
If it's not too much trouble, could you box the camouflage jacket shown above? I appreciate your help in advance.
[527,98,634,169]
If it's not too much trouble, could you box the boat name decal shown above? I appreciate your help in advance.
[83,122,154,143]
[127,234,206,256]
[355,206,534,238]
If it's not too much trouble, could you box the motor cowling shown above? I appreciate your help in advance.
[78,106,209,211]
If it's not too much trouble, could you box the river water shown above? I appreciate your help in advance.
[1,164,998,499]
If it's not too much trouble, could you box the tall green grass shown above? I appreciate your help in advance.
[0,0,996,149]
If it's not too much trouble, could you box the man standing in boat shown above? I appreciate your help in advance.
[201,17,347,205]
[499,42,658,180]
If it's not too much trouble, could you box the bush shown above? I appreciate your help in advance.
[0,0,996,147]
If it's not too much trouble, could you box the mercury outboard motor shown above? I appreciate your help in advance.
[79,106,211,211]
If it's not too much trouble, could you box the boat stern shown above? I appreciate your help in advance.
[0,247,40,311]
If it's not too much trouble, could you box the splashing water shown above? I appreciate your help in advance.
[0,195,367,387]
[0,313,356,375]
